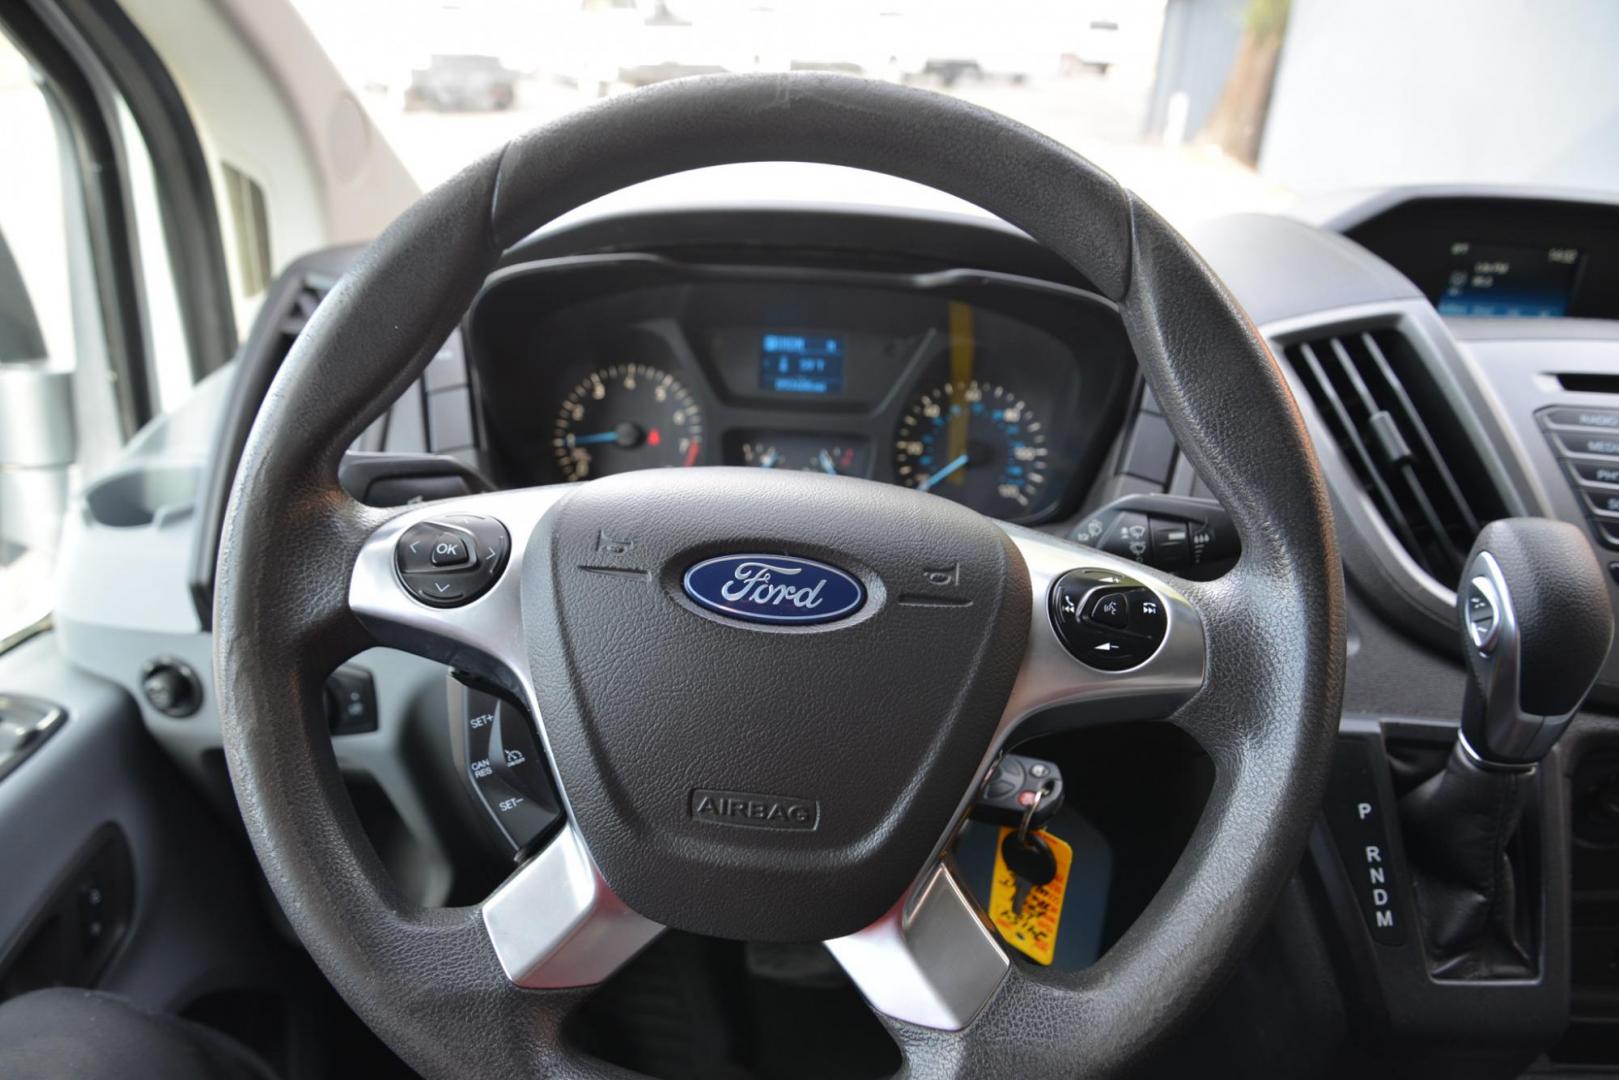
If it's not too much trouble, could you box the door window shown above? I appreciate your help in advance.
[0,29,192,646]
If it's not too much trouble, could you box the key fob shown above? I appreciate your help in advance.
[972,753,1064,829]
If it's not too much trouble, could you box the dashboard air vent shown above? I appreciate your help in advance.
[1283,328,1506,586]
[274,277,331,355]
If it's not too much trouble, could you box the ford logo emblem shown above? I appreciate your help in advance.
[682,554,865,625]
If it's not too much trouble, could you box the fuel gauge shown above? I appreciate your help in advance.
[730,434,870,477]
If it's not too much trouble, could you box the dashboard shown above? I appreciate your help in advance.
[466,256,1134,523]
[1339,194,1619,320]
[35,174,1619,1078]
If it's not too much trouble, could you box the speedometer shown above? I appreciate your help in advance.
[552,363,703,481]
[894,380,1047,516]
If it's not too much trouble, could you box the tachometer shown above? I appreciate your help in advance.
[552,364,703,481]
[894,379,1047,515]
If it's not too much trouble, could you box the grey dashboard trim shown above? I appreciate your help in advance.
[499,200,1103,297]
[1446,315,1619,344]
[0,614,52,658]
[1185,212,1421,326]
[525,178,1007,243]
[472,251,1120,320]
[1301,183,1619,235]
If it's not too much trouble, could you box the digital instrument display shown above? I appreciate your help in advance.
[1436,241,1581,318]
[759,333,845,394]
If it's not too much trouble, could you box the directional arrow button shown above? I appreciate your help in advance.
[397,513,510,607]
[396,522,445,573]
[1082,634,1142,670]
[414,578,466,604]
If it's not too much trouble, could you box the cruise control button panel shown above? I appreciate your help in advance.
[1049,568,1168,671]
[453,682,563,853]
[394,515,509,606]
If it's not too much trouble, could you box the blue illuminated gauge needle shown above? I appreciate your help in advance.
[818,449,837,475]
[569,431,617,446]
[918,453,969,492]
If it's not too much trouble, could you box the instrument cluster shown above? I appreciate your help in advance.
[469,259,1135,523]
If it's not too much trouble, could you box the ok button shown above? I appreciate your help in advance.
[430,531,475,569]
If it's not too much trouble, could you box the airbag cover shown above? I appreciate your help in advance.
[522,467,1029,940]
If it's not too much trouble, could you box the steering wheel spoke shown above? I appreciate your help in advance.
[825,859,1011,1031]
[825,526,1209,1034]
[482,823,664,988]
[349,487,568,697]
[351,486,666,989]
[994,524,1207,745]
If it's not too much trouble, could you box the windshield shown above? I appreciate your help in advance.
[291,0,1618,226]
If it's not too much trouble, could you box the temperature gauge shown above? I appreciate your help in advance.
[729,434,869,477]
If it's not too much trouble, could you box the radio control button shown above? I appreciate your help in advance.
[1541,407,1619,431]
[1050,570,1169,672]
[1569,459,1619,487]
[1553,430,1619,458]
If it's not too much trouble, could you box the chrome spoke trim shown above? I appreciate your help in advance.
[349,487,570,699]
[996,523,1206,739]
[825,860,1010,1031]
[482,823,663,988]
[828,525,1208,1031]
[349,486,665,989]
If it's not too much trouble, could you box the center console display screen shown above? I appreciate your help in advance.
[1436,241,1581,318]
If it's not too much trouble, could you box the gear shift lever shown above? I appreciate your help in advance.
[1401,518,1612,975]
[1454,518,1613,766]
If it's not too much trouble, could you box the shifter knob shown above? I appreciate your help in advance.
[1457,518,1612,767]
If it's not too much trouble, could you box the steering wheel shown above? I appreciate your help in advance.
[214,74,1343,1078]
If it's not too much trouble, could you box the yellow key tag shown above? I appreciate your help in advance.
[988,827,1072,966]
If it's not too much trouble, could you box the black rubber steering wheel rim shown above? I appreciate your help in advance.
[215,73,1344,1079]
